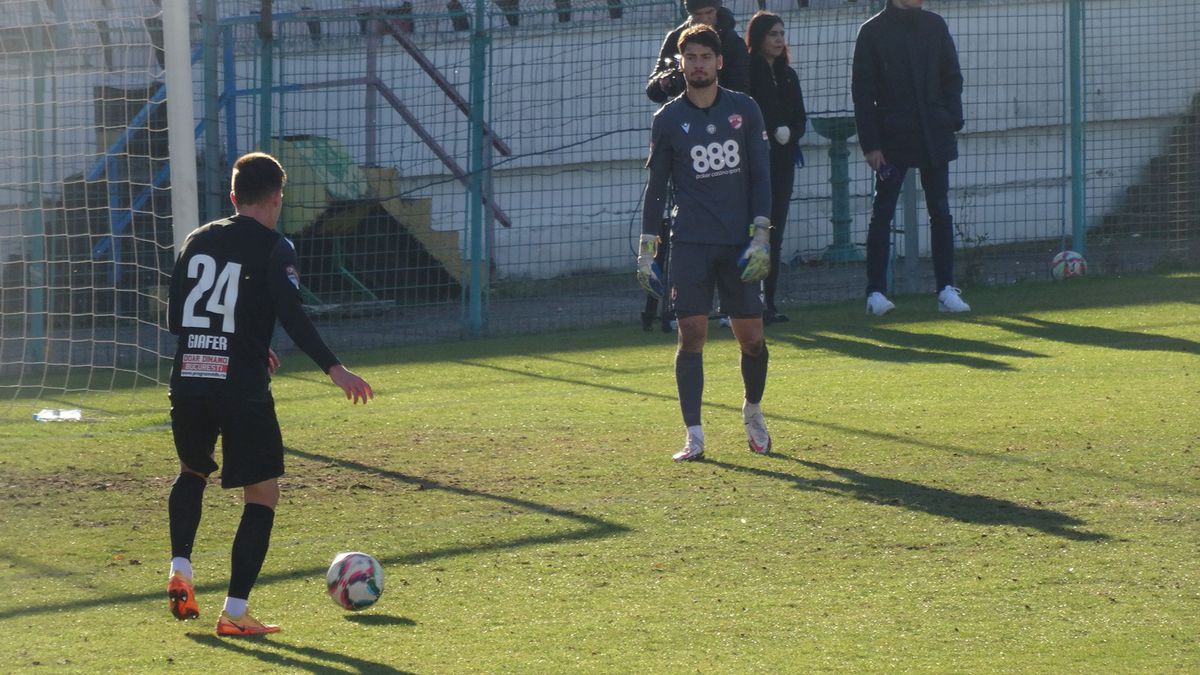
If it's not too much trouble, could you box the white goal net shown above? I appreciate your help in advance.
[1,0,176,401]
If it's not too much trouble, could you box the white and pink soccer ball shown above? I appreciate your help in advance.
[1051,250,1087,281]
[326,551,384,611]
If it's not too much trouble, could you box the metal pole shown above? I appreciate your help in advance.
[465,0,488,334]
[366,21,379,167]
[165,0,200,256]
[202,0,221,222]
[223,24,238,170]
[258,0,274,151]
[24,3,48,363]
[1067,0,1086,254]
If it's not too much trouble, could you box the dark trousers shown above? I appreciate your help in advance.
[765,150,795,314]
[865,163,954,296]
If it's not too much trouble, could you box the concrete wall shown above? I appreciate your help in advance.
[4,1,1197,278]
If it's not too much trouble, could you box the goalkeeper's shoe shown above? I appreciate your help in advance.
[168,572,199,620]
[672,432,705,462]
[744,402,772,455]
[216,610,281,636]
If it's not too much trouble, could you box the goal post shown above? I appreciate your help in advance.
[164,0,199,258]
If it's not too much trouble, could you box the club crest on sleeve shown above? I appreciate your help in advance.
[761,131,768,141]
[285,265,300,289]
[728,114,743,130]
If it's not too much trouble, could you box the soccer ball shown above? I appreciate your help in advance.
[326,551,384,611]
[1051,250,1086,280]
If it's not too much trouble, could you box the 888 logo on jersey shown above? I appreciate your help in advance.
[690,140,742,176]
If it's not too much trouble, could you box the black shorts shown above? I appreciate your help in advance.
[170,394,284,489]
[668,241,764,318]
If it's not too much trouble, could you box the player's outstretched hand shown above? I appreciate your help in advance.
[329,364,374,405]
[267,348,280,375]
[739,217,772,283]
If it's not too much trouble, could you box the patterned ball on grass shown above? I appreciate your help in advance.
[326,551,384,611]
[1051,250,1086,280]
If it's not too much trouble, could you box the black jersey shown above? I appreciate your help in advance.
[168,214,339,399]
[643,88,772,245]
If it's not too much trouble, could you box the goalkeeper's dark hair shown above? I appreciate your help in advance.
[231,152,288,206]
[677,24,721,57]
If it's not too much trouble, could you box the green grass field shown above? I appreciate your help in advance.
[1,273,1198,673]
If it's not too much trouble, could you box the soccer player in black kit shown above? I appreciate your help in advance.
[638,25,774,462]
[165,152,373,636]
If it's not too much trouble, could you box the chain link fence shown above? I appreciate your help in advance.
[2,0,1198,397]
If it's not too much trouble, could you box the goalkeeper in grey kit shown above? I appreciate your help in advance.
[638,24,774,461]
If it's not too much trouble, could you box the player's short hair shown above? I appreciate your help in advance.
[677,24,721,57]
[231,152,287,206]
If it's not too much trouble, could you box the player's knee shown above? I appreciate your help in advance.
[742,338,766,358]
[178,463,209,480]
[243,479,280,510]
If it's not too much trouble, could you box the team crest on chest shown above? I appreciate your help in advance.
[728,114,743,130]
[706,123,716,135]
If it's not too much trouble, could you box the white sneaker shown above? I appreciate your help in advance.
[937,286,971,313]
[866,292,895,316]
[743,402,772,454]
[672,432,705,462]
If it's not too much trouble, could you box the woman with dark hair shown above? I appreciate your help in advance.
[746,11,806,324]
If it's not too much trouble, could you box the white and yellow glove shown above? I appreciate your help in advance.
[636,234,665,299]
[739,217,771,283]
[773,126,791,145]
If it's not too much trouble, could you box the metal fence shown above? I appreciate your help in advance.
[2,0,1198,397]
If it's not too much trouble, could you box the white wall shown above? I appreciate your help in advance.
[5,0,1197,278]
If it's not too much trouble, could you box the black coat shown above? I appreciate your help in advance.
[747,55,806,159]
[851,3,964,168]
[645,7,749,104]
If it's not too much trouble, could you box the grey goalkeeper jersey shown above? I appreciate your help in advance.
[643,88,771,245]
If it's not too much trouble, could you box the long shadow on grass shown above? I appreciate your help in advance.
[286,447,631,566]
[706,456,1109,542]
[456,359,1198,499]
[983,315,1200,353]
[0,450,629,621]
[773,329,1038,371]
[187,633,413,674]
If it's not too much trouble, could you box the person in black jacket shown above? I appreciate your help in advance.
[746,11,806,324]
[852,0,970,315]
[645,0,749,104]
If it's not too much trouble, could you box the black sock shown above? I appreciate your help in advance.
[228,503,275,601]
[168,472,207,561]
[675,350,704,427]
[741,342,769,404]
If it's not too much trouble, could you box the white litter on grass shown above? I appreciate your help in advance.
[33,409,82,422]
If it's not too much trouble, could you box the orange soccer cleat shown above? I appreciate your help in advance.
[215,610,281,636]
[168,573,199,620]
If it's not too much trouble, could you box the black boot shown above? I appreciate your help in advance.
[641,311,655,332]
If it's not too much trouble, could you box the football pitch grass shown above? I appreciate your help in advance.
[1,272,1197,673]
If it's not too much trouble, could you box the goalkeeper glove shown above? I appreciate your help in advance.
[636,234,665,299]
[739,217,771,283]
